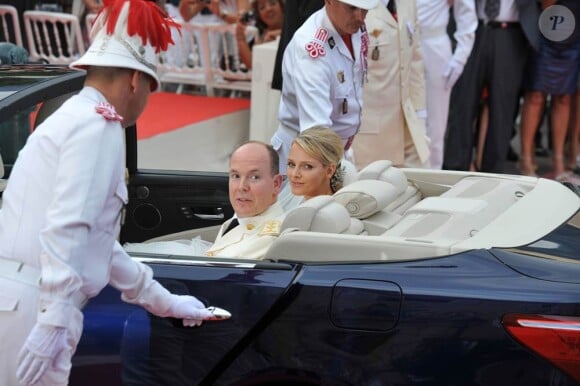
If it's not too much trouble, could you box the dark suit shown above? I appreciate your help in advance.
[271,0,324,90]
[443,0,540,172]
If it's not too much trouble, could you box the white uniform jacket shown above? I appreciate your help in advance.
[417,0,476,67]
[354,1,429,168]
[417,0,477,169]
[273,7,368,172]
[0,87,173,331]
[205,203,285,259]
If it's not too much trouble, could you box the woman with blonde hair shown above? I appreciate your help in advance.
[286,126,345,200]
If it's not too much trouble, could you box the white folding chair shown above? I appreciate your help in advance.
[84,12,98,41]
[205,23,258,96]
[157,22,214,95]
[0,5,23,47]
[23,10,85,64]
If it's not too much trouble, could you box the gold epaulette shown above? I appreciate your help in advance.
[258,220,282,236]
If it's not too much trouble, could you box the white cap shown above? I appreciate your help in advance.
[71,0,178,92]
[337,0,380,11]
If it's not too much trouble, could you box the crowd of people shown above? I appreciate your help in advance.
[271,0,579,183]
[6,0,577,179]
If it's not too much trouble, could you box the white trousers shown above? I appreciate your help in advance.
[0,267,83,386]
[421,34,452,169]
[403,124,429,168]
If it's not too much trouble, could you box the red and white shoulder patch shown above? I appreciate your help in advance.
[305,28,328,59]
[95,102,123,122]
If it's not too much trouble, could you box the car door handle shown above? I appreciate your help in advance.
[194,213,225,220]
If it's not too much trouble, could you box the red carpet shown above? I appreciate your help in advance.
[136,92,250,140]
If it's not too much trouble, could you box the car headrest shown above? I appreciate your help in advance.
[333,179,403,219]
[281,195,364,234]
[357,160,407,195]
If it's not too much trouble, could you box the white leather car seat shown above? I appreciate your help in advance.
[382,176,531,244]
[357,160,421,214]
[333,179,403,235]
[280,195,365,235]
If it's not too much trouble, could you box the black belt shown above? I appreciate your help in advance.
[483,21,520,29]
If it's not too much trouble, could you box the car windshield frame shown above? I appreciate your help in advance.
[0,64,85,117]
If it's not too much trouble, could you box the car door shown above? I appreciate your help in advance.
[70,257,301,385]
[120,125,236,242]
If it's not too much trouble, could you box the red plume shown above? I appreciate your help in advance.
[101,0,180,53]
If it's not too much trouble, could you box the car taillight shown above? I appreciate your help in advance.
[503,314,580,383]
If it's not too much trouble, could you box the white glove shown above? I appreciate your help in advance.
[17,324,68,385]
[169,295,214,327]
[443,58,464,90]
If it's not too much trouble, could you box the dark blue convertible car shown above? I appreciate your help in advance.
[1,65,579,386]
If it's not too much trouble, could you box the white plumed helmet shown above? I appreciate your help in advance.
[70,0,180,91]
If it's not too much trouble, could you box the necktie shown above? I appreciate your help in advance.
[484,0,500,21]
[387,0,397,19]
[222,218,239,235]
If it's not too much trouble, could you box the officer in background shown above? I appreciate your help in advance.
[271,0,379,173]
[0,1,214,385]
[417,0,477,169]
[353,0,430,169]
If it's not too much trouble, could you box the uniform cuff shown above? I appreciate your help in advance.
[37,298,82,328]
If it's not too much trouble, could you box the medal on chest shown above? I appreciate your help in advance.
[370,29,382,61]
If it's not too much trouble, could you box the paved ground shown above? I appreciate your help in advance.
[504,121,580,184]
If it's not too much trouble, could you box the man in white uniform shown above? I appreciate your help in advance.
[272,0,379,173]
[0,1,214,385]
[417,0,477,169]
[125,141,284,258]
[354,0,429,169]
[205,141,285,259]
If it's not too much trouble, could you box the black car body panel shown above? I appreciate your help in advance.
[69,251,580,385]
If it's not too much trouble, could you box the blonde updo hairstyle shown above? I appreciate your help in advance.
[292,126,345,193]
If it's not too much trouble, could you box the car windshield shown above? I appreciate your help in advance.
[0,65,83,178]
[0,65,76,100]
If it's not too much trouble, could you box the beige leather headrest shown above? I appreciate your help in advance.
[333,179,402,219]
[281,195,363,234]
[358,160,407,195]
